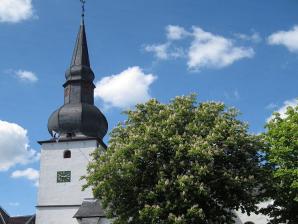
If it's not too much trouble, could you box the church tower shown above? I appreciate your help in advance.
[36,6,108,224]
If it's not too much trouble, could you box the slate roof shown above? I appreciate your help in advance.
[73,199,106,218]
[8,216,35,224]
[0,207,10,224]
[47,20,108,140]
[0,207,35,224]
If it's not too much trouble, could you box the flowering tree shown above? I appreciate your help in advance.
[85,95,266,224]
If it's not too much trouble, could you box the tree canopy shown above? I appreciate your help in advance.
[262,104,298,224]
[84,95,266,224]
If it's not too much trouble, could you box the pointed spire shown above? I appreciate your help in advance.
[81,0,86,25]
[47,0,108,140]
[70,22,90,67]
[65,1,94,83]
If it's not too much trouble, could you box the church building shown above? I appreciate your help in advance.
[35,12,111,224]
[0,3,271,224]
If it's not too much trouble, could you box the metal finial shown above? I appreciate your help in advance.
[80,0,86,22]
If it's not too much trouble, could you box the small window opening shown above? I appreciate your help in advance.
[64,150,71,159]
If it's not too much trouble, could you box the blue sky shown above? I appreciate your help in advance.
[0,0,298,216]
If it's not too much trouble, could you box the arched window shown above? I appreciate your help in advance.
[244,222,255,224]
[64,150,71,159]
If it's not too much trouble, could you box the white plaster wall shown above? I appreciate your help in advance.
[78,217,111,224]
[235,201,273,224]
[36,206,80,224]
[234,213,244,224]
[37,140,100,206]
[99,218,111,224]
[236,210,269,224]
[36,139,105,224]
[79,217,99,224]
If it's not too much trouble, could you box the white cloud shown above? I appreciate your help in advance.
[0,120,39,171]
[188,27,254,70]
[0,0,34,23]
[95,66,157,109]
[145,25,255,71]
[15,70,38,82]
[144,25,189,60]
[166,25,189,40]
[267,98,298,122]
[145,43,170,60]
[11,168,39,186]
[234,32,262,43]
[268,26,298,52]
[144,43,185,60]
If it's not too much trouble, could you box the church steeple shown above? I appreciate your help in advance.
[70,0,90,67]
[71,22,90,67]
[47,5,108,140]
[36,3,108,224]
[65,0,94,85]
[65,21,94,85]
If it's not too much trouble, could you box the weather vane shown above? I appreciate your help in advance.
[80,0,86,21]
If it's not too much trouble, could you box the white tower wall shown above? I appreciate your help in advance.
[36,139,102,224]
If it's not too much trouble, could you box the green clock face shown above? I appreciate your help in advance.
[57,171,71,183]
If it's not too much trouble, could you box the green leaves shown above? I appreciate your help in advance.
[84,95,266,224]
[262,104,298,224]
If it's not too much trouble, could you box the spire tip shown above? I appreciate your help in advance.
[80,0,86,23]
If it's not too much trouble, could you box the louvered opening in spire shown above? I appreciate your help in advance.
[70,22,90,67]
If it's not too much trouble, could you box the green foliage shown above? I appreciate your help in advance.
[84,95,266,224]
[262,105,298,224]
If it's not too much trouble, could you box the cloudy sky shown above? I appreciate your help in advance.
[0,0,297,216]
